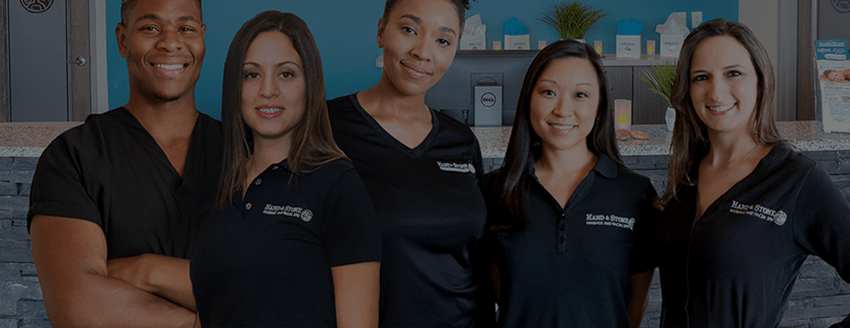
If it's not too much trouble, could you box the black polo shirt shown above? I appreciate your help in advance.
[28,107,222,260]
[482,153,658,328]
[656,140,850,328]
[190,158,381,328]
[327,94,488,328]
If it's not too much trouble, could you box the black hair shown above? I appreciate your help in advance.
[120,0,203,25]
[487,39,619,233]
[382,0,474,28]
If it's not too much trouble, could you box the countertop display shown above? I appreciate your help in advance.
[1,121,849,158]
[457,50,676,67]
[472,120,850,159]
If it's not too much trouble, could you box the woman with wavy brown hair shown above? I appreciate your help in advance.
[190,11,381,327]
[655,18,850,327]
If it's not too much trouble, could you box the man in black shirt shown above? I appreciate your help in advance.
[27,0,219,326]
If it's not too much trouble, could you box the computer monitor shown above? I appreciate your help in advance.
[425,50,537,126]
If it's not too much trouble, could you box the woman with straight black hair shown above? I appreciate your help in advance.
[655,18,850,327]
[190,10,381,327]
[482,39,658,328]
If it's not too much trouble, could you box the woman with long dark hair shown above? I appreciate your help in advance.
[190,11,381,327]
[483,39,658,328]
[656,18,850,327]
[325,0,489,326]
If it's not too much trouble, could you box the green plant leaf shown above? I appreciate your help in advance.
[637,62,677,107]
[537,1,606,40]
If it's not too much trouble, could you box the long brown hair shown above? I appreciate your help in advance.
[659,18,781,209]
[488,40,620,233]
[217,10,346,208]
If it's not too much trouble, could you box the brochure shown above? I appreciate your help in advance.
[815,39,850,133]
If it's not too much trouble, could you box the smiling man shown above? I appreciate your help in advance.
[26,0,221,326]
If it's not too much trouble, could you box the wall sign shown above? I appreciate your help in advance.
[832,0,850,13]
[20,0,54,14]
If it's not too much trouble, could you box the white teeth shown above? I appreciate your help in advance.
[708,103,735,112]
[155,64,183,70]
[551,123,576,130]
[258,108,282,113]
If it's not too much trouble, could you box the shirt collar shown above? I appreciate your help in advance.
[524,151,618,179]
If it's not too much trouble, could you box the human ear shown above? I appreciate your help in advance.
[377,18,386,48]
[115,23,129,59]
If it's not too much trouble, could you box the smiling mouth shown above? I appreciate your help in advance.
[257,107,282,113]
[154,63,186,70]
[550,123,577,132]
[707,103,736,114]
[401,63,431,78]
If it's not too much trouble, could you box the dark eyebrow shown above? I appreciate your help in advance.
[440,26,457,37]
[399,14,422,24]
[690,64,745,75]
[242,61,302,69]
[399,14,457,37]
[137,14,200,24]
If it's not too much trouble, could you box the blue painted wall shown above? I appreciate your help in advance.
[106,0,737,120]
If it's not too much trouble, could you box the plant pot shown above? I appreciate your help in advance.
[665,107,676,132]
[562,38,587,43]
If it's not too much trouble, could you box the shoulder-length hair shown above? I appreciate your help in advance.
[659,18,781,209]
[488,39,620,233]
[217,10,346,208]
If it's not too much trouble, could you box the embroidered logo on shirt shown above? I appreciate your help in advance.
[263,204,314,222]
[436,161,476,174]
[730,200,786,226]
[585,213,636,230]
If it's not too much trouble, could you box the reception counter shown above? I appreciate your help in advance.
[473,121,850,158]
[5,120,849,158]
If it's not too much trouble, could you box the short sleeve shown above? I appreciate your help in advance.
[322,167,382,267]
[27,134,103,231]
[792,164,850,283]
[629,180,660,274]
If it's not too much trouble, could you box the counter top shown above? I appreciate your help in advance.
[456,50,675,67]
[0,122,82,157]
[473,121,850,159]
[1,120,848,158]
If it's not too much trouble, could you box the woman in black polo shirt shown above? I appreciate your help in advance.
[482,40,658,328]
[190,11,381,327]
[655,18,850,327]
[326,0,490,326]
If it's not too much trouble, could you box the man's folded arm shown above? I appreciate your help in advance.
[30,214,196,328]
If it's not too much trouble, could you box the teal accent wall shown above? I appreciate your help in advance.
[106,0,737,119]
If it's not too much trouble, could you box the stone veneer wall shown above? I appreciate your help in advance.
[0,157,48,328]
[0,151,848,327]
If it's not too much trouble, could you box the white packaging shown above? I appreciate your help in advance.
[660,34,684,58]
[616,35,641,58]
[460,14,486,50]
[504,34,530,50]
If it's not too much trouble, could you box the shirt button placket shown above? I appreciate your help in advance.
[557,211,567,254]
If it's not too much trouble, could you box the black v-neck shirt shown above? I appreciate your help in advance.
[28,107,222,260]
[327,94,488,327]
[656,140,850,327]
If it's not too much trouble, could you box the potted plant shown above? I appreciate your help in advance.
[638,62,677,131]
[537,1,606,41]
